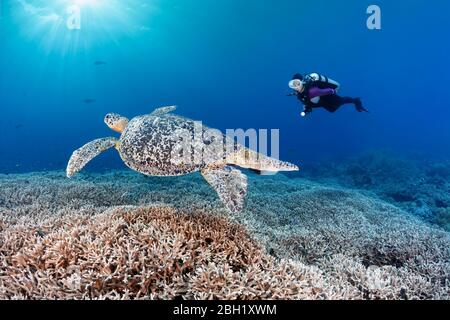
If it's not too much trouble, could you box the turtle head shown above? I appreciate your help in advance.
[104,113,129,133]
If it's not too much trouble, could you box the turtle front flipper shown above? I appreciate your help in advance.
[150,105,177,116]
[66,137,118,178]
[201,165,248,213]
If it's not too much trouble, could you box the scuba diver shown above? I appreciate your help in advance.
[288,73,369,117]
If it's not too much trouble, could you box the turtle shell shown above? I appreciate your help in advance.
[117,114,237,176]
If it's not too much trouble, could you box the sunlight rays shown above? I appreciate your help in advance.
[12,0,158,55]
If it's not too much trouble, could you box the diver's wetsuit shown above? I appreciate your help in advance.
[306,93,362,113]
[293,73,366,115]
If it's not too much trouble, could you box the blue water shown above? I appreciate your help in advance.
[1,0,449,173]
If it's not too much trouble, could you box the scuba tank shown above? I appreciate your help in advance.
[298,73,340,104]
[304,73,340,90]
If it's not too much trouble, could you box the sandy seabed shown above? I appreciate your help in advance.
[0,170,449,300]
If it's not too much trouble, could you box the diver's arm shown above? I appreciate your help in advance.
[301,105,313,117]
[309,87,336,99]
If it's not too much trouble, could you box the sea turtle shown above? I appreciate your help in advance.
[67,106,299,212]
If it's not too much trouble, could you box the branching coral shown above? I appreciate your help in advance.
[242,184,450,300]
[300,152,450,230]
[0,205,331,300]
[0,170,449,300]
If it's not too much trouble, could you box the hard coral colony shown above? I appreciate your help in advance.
[0,171,449,300]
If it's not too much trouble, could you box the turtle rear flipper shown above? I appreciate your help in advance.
[226,148,299,174]
[201,166,248,213]
[67,137,118,178]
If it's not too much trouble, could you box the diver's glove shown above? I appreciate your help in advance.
[301,106,313,117]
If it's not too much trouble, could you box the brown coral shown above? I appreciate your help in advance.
[0,205,326,300]
[0,171,449,300]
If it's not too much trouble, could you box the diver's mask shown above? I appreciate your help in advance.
[288,79,304,93]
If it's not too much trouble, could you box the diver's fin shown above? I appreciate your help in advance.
[226,148,299,173]
[66,137,118,178]
[355,98,369,113]
[150,105,177,116]
[201,165,248,213]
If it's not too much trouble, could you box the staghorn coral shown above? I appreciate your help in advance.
[0,205,328,300]
[241,181,450,300]
[301,152,450,230]
[0,170,449,300]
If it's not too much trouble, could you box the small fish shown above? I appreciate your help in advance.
[94,61,107,66]
[84,99,96,104]
[15,124,23,129]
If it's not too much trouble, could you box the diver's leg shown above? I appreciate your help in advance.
[319,95,344,113]
[342,97,369,112]
[323,104,340,113]
[322,95,368,113]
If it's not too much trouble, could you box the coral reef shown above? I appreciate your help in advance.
[301,152,450,231]
[0,170,449,300]
[242,181,450,299]
[1,205,325,299]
